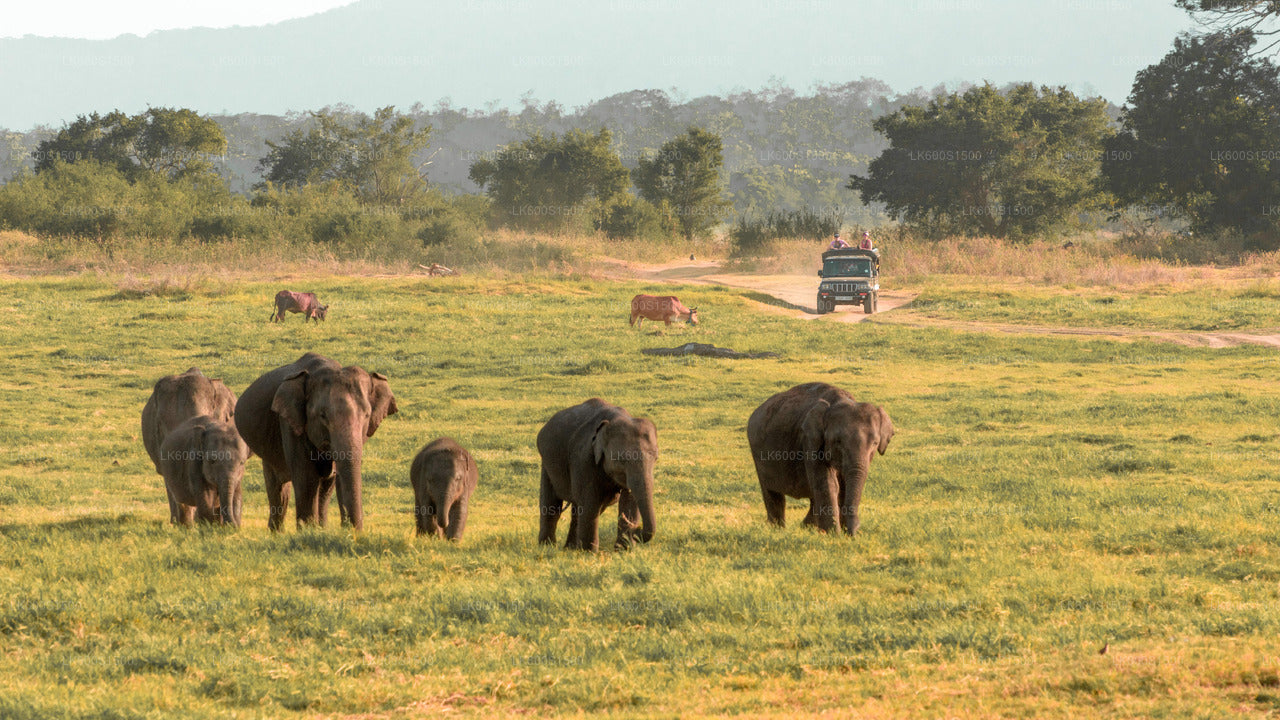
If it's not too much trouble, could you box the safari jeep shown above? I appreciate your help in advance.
[816,247,880,314]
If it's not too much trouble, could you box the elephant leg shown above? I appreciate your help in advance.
[563,505,583,550]
[807,465,839,533]
[838,476,857,536]
[166,486,184,526]
[537,468,564,545]
[316,474,336,527]
[423,501,441,537]
[615,489,641,549]
[263,464,288,531]
[294,475,321,528]
[414,497,432,536]
[445,498,468,541]
[178,504,196,527]
[573,490,604,552]
[762,487,787,527]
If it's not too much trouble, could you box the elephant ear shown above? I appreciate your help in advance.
[800,399,830,453]
[271,370,309,437]
[592,419,611,465]
[365,371,398,437]
[211,379,236,423]
[875,406,894,456]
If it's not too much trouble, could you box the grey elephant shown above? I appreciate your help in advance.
[141,367,237,473]
[409,437,478,540]
[159,415,250,527]
[747,382,894,535]
[235,352,397,532]
[537,398,658,551]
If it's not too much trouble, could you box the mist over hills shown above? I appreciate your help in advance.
[1,0,1191,132]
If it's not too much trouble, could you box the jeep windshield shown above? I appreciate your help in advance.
[823,257,873,277]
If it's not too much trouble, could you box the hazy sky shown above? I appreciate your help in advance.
[1,1,357,39]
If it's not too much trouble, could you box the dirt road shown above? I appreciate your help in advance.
[599,258,1280,348]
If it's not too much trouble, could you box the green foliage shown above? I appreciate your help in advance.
[33,108,227,181]
[469,129,629,232]
[850,84,1113,239]
[633,126,732,240]
[595,194,664,240]
[730,208,843,253]
[1103,32,1280,246]
[257,106,432,205]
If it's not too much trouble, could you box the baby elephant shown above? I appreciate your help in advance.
[271,290,328,322]
[409,437,478,540]
[159,415,250,527]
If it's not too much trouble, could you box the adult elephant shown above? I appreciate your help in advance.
[235,352,397,532]
[141,367,238,474]
[537,399,658,551]
[747,382,894,535]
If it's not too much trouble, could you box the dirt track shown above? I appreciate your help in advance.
[599,258,1280,348]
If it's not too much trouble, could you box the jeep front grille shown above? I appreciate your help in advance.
[826,283,866,293]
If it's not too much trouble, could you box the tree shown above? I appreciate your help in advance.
[1102,32,1280,241]
[33,108,226,181]
[1177,1,1280,52]
[468,128,628,231]
[848,84,1112,238]
[633,127,731,240]
[257,106,431,204]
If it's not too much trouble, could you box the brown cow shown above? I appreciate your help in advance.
[271,290,328,323]
[630,294,699,328]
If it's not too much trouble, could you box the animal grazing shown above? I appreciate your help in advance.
[234,352,397,532]
[419,263,457,276]
[747,382,894,535]
[271,290,328,322]
[159,415,250,527]
[410,437,478,540]
[537,399,658,551]
[629,294,699,328]
[141,367,237,474]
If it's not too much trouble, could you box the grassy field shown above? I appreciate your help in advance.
[897,281,1280,332]
[2,270,1280,718]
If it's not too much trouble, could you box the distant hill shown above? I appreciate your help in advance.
[0,0,1188,132]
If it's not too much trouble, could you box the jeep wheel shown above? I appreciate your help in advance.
[816,296,830,314]
[864,293,875,314]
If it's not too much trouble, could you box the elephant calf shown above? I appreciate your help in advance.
[159,415,250,527]
[747,382,894,535]
[142,367,237,474]
[537,398,658,551]
[410,437,478,540]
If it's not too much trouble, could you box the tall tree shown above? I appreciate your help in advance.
[257,106,431,204]
[1102,32,1280,241]
[33,108,226,181]
[633,127,731,240]
[468,128,628,231]
[849,83,1112,238]
[1177,1,1280,51]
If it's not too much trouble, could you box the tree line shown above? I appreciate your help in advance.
[2,1,1279,252]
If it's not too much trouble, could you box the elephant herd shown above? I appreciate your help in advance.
[142,352,894,549]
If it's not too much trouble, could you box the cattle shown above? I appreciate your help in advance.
[271,290,328,323]
[630,294,699,328]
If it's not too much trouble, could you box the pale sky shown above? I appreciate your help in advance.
[0,1,357,39]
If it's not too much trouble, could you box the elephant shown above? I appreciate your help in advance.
[234,352,397,532]
[141,367,237,474]
[159,415,250,527]
[409,437,478,540]
[537,398,658,551]
[747,382,894,535]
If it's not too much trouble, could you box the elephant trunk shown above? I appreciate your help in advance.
[628,469,656,543]
[334,438,364,531]
[219,480,242,528]
[841,453,869,535]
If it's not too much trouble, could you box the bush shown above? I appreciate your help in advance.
[731,208,843,253]
[596,195,665,240]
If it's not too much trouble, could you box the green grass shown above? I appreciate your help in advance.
[899,282,1280,332]
[2,274,1280,717]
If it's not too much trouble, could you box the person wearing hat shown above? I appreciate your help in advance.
[859,231,874,250]
[828,232,850,250]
